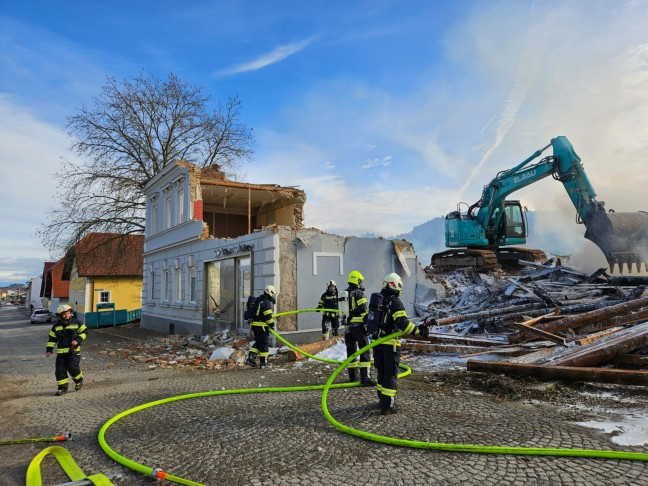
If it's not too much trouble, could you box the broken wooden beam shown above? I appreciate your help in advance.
[466,360,648,386]
[511,322,567,345]
[434,303,549,326]
[551,323,648,367]
[535,295,648,334]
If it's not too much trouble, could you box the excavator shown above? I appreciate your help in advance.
[431,136,648,273]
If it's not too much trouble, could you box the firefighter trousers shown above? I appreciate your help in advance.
[55,353,83,390]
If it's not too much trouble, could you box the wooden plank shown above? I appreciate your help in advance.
[466,360,648,386]
[535,296,648,334]
[511,322,567,345]
[614,354,648,367]
[575,327,623,345]
[552,323,648,366]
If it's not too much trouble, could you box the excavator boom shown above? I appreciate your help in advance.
[433,136,648,273]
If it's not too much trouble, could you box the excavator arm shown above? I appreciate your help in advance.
[438,136,648,272]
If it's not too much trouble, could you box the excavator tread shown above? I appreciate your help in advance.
[431,249,498,272]
[431,247,548,272]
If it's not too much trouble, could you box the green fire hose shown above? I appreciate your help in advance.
[26,308,648,485]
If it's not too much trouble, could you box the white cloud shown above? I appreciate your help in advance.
[216,38,314,76]
[361,155,392,170]
[0,96,70,280]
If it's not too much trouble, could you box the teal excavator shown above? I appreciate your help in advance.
[431,136,648,273]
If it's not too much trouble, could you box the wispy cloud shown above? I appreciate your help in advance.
[361,155,392,169]
[216,38,314,76]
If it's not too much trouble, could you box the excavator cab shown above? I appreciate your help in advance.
[494,201,527,244]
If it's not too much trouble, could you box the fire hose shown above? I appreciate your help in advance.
[23,308,648,485]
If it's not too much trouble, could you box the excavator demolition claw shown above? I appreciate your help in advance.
[584,211,648,273]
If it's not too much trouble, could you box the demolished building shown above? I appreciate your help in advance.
[141,161,439,343]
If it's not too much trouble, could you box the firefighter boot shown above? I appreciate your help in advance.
[348,368,358,383]
[55,388,68,396]
[246,352,258,367]
[360,369,376,387]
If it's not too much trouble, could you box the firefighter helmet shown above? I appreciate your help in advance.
[56,304,73,315]
[347,270,364,287]
[264,285,277,299]
[383,273,403,294]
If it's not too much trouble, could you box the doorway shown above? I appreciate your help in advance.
[204,255,252,330]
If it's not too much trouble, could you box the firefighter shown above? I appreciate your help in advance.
[246,285,277,368]
[316,280,341,339]
[344,270,376,386]
[374,273,429,414]
[45,304,87,396]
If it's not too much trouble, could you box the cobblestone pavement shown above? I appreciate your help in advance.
[2,306,648,486]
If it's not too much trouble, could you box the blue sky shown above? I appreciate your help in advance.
[1,0,648,285]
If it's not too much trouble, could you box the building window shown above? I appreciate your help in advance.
[176,267,182,302]
[163,269,170,302]
[165,195,172,229]
[190,268,197,303]
[177,187,185,223]
[99,291,111,303]
[149,270,155,301]
[150,196,158,235]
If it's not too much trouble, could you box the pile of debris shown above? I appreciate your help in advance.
[118,329,255,370]
[408,258,648,385]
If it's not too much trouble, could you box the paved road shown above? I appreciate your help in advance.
[1,306,648,485]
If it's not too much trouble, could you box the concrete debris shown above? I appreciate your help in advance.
[411,258,648,385]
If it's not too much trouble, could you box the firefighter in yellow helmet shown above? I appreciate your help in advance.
[344,270,376,386]
[45,305,87,396]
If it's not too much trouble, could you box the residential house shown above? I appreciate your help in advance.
[26,275,44,312]
[40,261,56,310]
[46,259,70,312]
[67,233,144,322]
[141,161,439,344]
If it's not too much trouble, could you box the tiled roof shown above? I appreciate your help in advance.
[75,233,144,277]
[50,259,69,298]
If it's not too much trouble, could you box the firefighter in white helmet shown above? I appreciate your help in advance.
[246,285,278,368]
[373,273,429,414]
[45,305,87,396]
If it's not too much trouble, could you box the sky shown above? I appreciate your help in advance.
[1,0,648,285]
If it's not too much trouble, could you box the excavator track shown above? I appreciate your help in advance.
[431,247,547,272]
[431,248,498,272]
[495,247,548,269]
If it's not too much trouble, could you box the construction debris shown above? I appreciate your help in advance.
[409,258,648,385]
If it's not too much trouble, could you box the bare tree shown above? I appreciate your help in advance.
[39,71,254,254]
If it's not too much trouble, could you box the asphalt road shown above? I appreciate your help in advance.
[2,305,648,486]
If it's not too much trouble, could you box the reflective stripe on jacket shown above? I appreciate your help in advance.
[46,317,87,354]
[251,294,275,328]
[378,292,416,346]
[346,287,367,326]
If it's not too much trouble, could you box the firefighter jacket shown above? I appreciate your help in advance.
[46,316,87,355]
[316,290,339,317]
[251,293,275,329]
[377,289,417,347]
[346,285,368,327]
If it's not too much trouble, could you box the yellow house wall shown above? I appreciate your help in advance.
[68,271,86,314]
[91,276,142,312]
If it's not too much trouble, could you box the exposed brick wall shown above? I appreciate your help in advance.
[193,199,203,220]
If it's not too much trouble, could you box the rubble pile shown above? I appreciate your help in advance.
[410,258,648,385]
[119,329,255,370]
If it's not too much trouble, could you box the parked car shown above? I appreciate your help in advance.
[31,309,52,324]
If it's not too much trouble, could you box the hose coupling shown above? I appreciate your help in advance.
[151,468,167,481]
[56,432,73,441]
